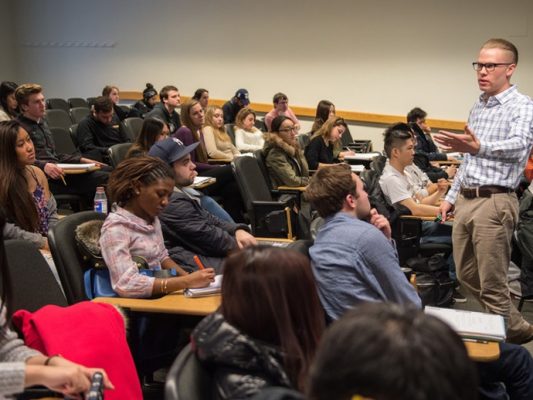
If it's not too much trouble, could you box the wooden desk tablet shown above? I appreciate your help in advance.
[464,340,500,362]
[62,166,101,174]
[93,292,220,316]
[277,186,307,192]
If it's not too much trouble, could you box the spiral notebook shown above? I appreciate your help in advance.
[184,274,223,298]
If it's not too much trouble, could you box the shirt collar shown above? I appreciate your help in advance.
[479,84,517,106]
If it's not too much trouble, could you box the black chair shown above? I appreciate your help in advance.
[123,117,143,141]
[69,124,79,147]
[70,106,90,124]
[45,109,73,130]
[108,142,133,168]
[3,240,68,315]
[50,127,77,154]
[224,123,236,145]
[346,139,373,153]
[232,156,296,238]
[48,211,106,304]
[3,240,68,400]
[86,97,97,107]
[255,118,267,132]
[46,98,70,113]
[68,97,89,109]
[297,133,310,150]
[165,343,213,400]
[119,104,131,114]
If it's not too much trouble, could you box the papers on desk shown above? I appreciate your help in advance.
[350,164,365,173]
[184,274,223,298]
[445,152,463,159]
[193,176,216,186]
[343,152,381,161]
[57,163,96,170]
[425,306,506,342]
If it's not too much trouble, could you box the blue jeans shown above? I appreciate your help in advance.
[200,195,234,223]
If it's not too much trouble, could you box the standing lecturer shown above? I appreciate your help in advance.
[434,38,533,344]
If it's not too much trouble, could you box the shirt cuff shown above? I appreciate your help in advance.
[0,362,27,397]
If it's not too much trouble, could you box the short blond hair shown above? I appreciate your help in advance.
[482,38,518,64]
[15,83,42,106]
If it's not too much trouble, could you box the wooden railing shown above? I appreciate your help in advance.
[119,91,465,131]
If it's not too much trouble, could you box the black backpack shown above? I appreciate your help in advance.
[407,254,455,307]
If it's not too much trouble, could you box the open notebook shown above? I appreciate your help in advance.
[184,274,223,298]
[57,163,96,170]
[425,306,506,342]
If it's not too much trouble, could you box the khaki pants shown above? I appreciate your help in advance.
[453,192,531,340]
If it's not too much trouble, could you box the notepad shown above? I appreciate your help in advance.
[350,164,365,173]
[343,152,381,161]
[57,163,96,170]
[184,274,222,298]
[425,306,506,342]
[192,176,215,185]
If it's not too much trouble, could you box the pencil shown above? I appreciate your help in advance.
[193,255,206,270]
[60,175,67,186]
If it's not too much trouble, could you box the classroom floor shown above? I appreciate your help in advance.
[453,286,533,355]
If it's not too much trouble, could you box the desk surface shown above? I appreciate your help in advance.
[93,292,220,315]
[464,340,500,362]
[277,185,307,192]
[63,166,101,175]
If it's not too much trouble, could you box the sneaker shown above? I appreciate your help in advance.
[453,289,467,303]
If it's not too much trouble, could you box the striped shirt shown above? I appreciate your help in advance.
[446,85,533,204]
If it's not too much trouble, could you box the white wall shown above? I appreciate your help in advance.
[0,0,16,79]
[10,0,533,149]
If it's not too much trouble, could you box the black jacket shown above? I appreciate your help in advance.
[145,103,181,134]
[411,123,447,161]
[158,189,249,271]
[77,115,130,161]
[192,313,293,400]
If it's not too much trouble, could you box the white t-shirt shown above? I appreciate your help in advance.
[405,164,430,198]
[379,163,417,205]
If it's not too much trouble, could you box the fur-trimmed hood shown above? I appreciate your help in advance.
[263,132,300,157]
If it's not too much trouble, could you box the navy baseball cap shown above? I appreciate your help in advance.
[235,89,250,106]
[148,137,199,165]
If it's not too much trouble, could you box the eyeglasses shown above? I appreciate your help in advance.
[279,126,298,133]
[472,62,512,72]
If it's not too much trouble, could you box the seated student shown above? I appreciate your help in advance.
[0,212,114,399]
[149,138,256,271]
[191,88,209,110]
[145,85,182,134]
[132,83,158,117]
[264,92,300,132]
[234,107,264,152]
[222,89,249,124]
[310,100,352,157]
[305,116,354,170]
[102,85,133,122]
[77,96,131,163]
[407,107,454,161]
[308,302,533,400]
[379,123,447,216]
[203,106,240,161]
[191,246,325,399]
[174,100,245,222]
[307,303,478,400]
[305,164,421,320]
[125,118,169,159]
[15,83,109,207]
[0,81,19,122]
[100,156,215,298]
[0,120,58,251]
[263,115,309,189]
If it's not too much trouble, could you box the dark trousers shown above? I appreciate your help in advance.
[478,342,533,400]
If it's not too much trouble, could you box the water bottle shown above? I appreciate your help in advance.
[93,186,108,214]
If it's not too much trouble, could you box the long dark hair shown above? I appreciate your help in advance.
[0,81,19,118]
[221,246,325,391]
[127,118,165,158]
[0,120,39,232]
[180,99,208,163]
[311,100,334,134]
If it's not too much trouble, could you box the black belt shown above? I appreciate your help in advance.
[460,186,513,199]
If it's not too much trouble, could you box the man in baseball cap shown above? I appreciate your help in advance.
[148,138,256,271]
[222,88,250,124]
